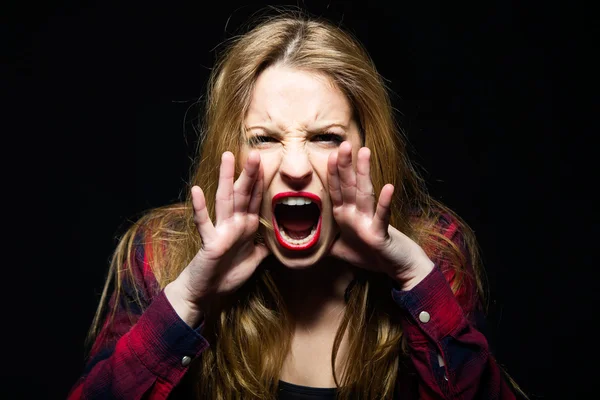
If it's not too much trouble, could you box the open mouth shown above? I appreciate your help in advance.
[272,192,322,251]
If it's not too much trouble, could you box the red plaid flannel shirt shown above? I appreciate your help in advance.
[68,213,516,399]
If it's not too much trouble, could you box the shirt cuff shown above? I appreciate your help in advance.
[127,289,210,384]
[391,266,466,343]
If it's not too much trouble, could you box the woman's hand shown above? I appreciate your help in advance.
[327,142,434,290]
[165,151,270,326]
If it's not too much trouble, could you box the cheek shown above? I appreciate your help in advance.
[308,151,334,180]
[259,152,280,185]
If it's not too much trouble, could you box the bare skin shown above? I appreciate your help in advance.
[272,257,353,387]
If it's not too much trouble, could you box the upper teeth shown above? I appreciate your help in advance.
[277,197,313,206]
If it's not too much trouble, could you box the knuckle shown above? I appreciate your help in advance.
[234,184,252,197]
[340,181,355,190]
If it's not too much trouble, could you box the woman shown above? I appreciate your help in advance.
[69,13,520,400]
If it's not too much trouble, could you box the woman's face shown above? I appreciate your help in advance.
[241,65,362,268]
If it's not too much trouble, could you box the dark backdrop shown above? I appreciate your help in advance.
[5,1,592,399]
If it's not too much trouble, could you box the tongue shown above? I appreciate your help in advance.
[283,227,312,239]
[280,220,313,239]
[281,220,313,232]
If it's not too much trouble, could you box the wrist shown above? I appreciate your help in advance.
[396,254,435,291]
[164,279,205,329]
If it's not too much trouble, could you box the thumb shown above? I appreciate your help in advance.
[327,236,346,260]
[253,243,271,265]
[327,236,372,271]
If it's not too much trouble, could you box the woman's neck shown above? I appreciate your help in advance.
[269,257,355,333]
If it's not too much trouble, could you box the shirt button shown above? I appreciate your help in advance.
[419,311,431,323]
[181,356,192,367]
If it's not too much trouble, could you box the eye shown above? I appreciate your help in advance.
[312,132,344,144]
[248,135,277,147]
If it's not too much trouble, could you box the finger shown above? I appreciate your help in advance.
[247,157,264,215]
[191,186,215,240]
[337,141,356,205]
[372,184,394,235]
[233,151,260,213]
[215,151,235,223]
[355,147,375,215]
[327,151,343,207]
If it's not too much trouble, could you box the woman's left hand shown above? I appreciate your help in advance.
[327,141,434,290]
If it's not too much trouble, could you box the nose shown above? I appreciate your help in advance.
[279,145,313,189]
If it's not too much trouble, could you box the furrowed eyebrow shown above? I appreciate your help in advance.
[244,128,275,140]
[245,125,282,136]
[307,123,349,133]
[246,122,349,134]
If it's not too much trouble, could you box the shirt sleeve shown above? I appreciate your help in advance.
[68,232,210,400]
[392,214,517,399]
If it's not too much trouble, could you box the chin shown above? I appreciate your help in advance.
[264,232,335,269]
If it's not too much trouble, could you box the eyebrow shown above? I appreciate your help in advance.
[245,122,349,133]
[308,122,349,132]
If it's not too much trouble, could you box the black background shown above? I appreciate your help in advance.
[4,1,593,399]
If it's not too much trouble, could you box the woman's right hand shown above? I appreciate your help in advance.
[165,150,269,327]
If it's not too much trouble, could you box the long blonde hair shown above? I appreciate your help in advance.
[89,11,491,399]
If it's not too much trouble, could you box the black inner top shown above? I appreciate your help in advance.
[277,380,338,400]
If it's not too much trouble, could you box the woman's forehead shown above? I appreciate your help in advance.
[245,65,353,130]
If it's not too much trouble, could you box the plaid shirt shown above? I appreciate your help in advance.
[68,213,516,399]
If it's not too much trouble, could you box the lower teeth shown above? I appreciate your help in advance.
[279,225,317,246]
